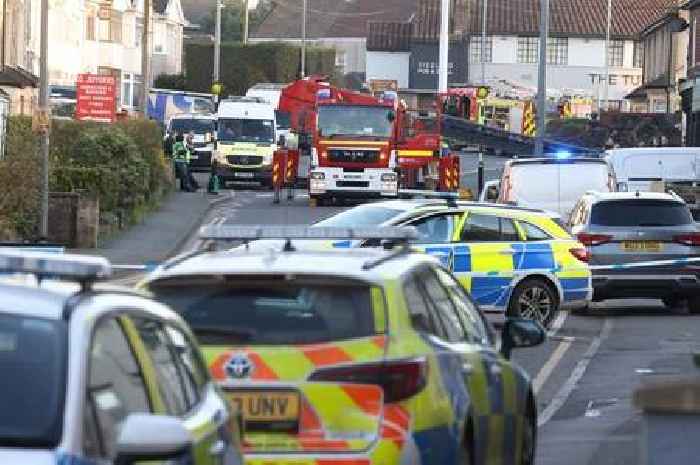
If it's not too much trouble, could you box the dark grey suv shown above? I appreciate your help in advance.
[568,191,700,311]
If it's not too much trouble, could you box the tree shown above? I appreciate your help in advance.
[200,1,244,42]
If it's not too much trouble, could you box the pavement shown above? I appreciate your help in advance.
[71,173,227,272]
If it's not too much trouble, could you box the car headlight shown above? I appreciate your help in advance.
[263,153,273,165]
[381,173,397,182]
[310,172,325,180]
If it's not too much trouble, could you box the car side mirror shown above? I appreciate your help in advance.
[278,134,287,147]
[115,414,192,465]
[387,111,396,122]
[500,318,546,360]
[486,186,499,201]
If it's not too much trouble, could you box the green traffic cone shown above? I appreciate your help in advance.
[208,173,220,194]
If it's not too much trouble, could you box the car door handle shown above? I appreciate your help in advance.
[209,439,227,457]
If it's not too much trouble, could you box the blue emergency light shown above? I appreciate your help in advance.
[316,88,331,100]
[199,225,418,241]
[0,250,112,281]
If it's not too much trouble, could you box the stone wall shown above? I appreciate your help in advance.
[48,192,99,248]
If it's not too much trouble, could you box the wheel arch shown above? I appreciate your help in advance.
[508,273,562,309]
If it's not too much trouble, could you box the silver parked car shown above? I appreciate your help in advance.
[568,191,700,311]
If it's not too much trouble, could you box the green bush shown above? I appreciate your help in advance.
[0,116,173,241]
[184,42,336,96]
[154,73,187,90]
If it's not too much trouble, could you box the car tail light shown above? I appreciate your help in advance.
[576,233,613,246]
[569,247,590,263]
[673,233,700,246]
[308,358,428,403]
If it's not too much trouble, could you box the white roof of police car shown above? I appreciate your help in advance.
[147,248,439,285]
[358,199,560,220]
[583,191,683,203]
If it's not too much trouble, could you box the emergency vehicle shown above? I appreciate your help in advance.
[142,225,546,465]
[0,250,243,465]
[213,97,279,188]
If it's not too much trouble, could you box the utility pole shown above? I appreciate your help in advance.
[214,1,221,82]
[243,0,249,45]
[534,0,549,156]
[38,0,49,238]
[438,0,449,92]
[141,0,151,116]
[603,0,611,113]
[301,0,307,77]
[481,0,487,84]
[2,0,7,71]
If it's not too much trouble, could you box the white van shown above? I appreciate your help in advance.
[498,158,616,220]
[213,97,278,188]
[246,83,291,141]
[604,147,700,192]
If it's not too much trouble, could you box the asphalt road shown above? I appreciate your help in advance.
[195,189,700,465]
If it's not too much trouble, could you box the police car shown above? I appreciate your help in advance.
[312,198,592,327]
[142,226,546,465]
[0,250,242,465]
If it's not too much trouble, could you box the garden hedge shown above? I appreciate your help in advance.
[0,116,174,241]
[184,42,336,96]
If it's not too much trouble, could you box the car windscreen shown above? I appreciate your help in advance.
[170,119,216,134]
[275,110,291,130]
[590,200,693,227]
[218,118,274,144]
[314,206,402,227]
[0,313,67,447]
[149,279,378,345]
[317,105,393,138]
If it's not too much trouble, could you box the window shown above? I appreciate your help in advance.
[335,51,347,70]
[110,11,122,43]
[98,16,110,42]
[154,22,166,53]
[408,213,461,243]
[433,268,489,344]
[150,279,378,346]
[517,37,539,64]
[500,218,520,241]
[461,214,518,242]
[590,200,693,227]
[420,270,465,343]
[86,15,96,41]
[121,73,132,107]
[633,41,644,68]
[132,318,189,416]
[469,36,493,63]
[521,222,552,241]
[547,37,568,65]
[165,325,210,397]
[608,40,624,67]
[86,318,150,458]
[135,18,143,48]
[404,276,441,336]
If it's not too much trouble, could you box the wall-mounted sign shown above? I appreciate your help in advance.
[76,73,116,123]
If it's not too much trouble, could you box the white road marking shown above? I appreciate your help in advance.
[538,318,614,427]
[531,310,571,394]
[533,338,572,394]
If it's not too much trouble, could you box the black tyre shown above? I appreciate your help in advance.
[508,278,558,328]
[688,297,700,315]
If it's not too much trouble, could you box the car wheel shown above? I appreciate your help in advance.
[520,405,537,465]
[688,297,700,315]
[509,278,558,328]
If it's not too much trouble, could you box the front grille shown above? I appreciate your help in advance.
[226,155,263,166]
[328,149,380,163]
[337,180,370,188]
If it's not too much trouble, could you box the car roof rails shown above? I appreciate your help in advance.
[0,249,111,291]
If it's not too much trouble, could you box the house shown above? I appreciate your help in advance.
[626,6,688,113]
[0,0,39,115]
[250,0,416,79]
[21,0,185,111]
[465,0,676,112]
[681,0,700,145]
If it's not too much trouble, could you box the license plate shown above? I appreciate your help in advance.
[234,172,254,178]
[622,241,662,252]
[227,390,300,425]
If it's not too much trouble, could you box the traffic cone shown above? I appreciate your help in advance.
[208,173,220,194]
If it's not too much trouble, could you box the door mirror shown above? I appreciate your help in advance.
[387,111,396,122]
[500,318,546,359]
[115,414,192,465]
[278,134,287,147]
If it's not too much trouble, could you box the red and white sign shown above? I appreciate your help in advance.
[76,74,116,123]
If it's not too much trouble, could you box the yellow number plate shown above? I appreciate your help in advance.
[227,390,300,423]
[622,241,662,252]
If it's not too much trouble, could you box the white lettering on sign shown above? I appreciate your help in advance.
[417,61,455,75]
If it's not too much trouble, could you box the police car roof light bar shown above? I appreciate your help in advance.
[0,250,112,285]
[199,225,419,242]
[398,189,459,207]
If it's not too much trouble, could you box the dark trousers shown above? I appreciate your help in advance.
[175,161,196,191]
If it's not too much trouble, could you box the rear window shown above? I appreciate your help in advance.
[150,278,379,345]
[590,200,693,227]
[0,313,67,447]
[315,206,402,228]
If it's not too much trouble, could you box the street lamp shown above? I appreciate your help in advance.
[603,0,611,112]
[214,1,222,83]
[438,0,449,92]
[534,0,549,156]
[481,0,488,85]
[301,0,307,78]
[38,0,49,238]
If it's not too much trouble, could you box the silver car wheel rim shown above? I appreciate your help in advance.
[518,286,552,324]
